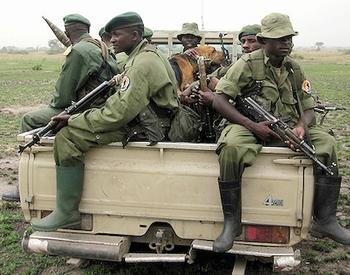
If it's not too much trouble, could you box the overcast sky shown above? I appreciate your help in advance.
[1,0,349,48]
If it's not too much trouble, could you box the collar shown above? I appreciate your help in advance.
[74,33,91,45]
[262,49,289,68]
[124,39,148,67]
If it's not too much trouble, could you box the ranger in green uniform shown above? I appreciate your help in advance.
[21,14,118,133]
[177,22,202,52]
[99,26,112,48]
[211,13,350,252]
[2,14,119,202]
[31,12,179,232]
[143,27,153,43]
[208,24,262,82]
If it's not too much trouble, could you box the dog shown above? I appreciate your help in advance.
[169,45,226,91]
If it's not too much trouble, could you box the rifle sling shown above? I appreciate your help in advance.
[287,67,313,147]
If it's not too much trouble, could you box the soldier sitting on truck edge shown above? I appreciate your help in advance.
[208,13,350,252]
[30,11,180,232]
[1,14,119,203]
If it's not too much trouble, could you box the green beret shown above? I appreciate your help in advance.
[99,27,110,38]
[105,12,144,33]
[256,13,298,39]
[143,27,153,39]
[63,14,90,27]
[238,24,261,41]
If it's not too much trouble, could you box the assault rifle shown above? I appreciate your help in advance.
[197,56,216,142]
[314,103,346,125]
[236,95,335,175]
[18,74,123,153]
[219,33,231,65]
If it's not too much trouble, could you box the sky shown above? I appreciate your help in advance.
[1,0,349,48]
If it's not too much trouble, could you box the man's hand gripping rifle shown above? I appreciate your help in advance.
[18,74,123,153]
[236,94,335,175]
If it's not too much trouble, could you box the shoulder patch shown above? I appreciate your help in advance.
[120,75,130,91]
[302,80,312,94]
[63,45,72,56]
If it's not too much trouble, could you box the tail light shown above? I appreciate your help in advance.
[245,225,289,244]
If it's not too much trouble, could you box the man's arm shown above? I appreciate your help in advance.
[212,93,278,140]
[292,108,315,139]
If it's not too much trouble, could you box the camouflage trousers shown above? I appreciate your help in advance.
[216,123,338,181]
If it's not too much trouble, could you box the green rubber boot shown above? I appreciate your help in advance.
[31,164,84,232]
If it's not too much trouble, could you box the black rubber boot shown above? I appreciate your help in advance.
[2,186,20,202]
[213,179,242,253]
[311,175,350,245]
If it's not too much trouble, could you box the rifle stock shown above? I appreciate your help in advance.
[18,75,122,153]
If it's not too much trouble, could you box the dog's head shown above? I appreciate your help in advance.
[194,45,225,65]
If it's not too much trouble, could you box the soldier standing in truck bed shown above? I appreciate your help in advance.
[1,14,119,203]
[211,13,350,252]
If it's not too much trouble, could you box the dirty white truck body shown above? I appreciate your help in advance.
[18,133,314,273]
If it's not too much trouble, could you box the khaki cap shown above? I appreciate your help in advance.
[256,13,298,39]
[177,22,202,41]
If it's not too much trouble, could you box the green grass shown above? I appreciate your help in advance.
[0,53,63,108]
[0,206,65,275]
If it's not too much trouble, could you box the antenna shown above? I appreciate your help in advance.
[201,0,204,30]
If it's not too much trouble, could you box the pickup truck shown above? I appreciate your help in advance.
[18,132,314,274]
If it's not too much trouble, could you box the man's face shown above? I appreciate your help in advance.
[181,34,200,51]
[110,28,137,54]
[263,35,293,58]
[240,34,261,53]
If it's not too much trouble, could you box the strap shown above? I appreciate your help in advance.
[82,37,108,61]
[242,50,266,81]
[286,63,313,147]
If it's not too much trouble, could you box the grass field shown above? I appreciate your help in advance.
[0,51,350,274]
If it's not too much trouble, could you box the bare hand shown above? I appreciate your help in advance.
[179,82,200,105]
[198,89,214,106]
[248,120,280,141]
[184,48,199,60]
[51,114,71,132]
[285,125,305,151]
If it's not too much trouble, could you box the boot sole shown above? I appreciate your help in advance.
[311,229,350,245]
[32,220,81,232]
[1,197,20,202]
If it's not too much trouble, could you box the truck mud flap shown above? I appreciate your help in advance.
[22,231,130,262]
[192,240,301,272]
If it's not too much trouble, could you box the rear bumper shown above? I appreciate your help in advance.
[192,240,301,272]
[23,231,300,272]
